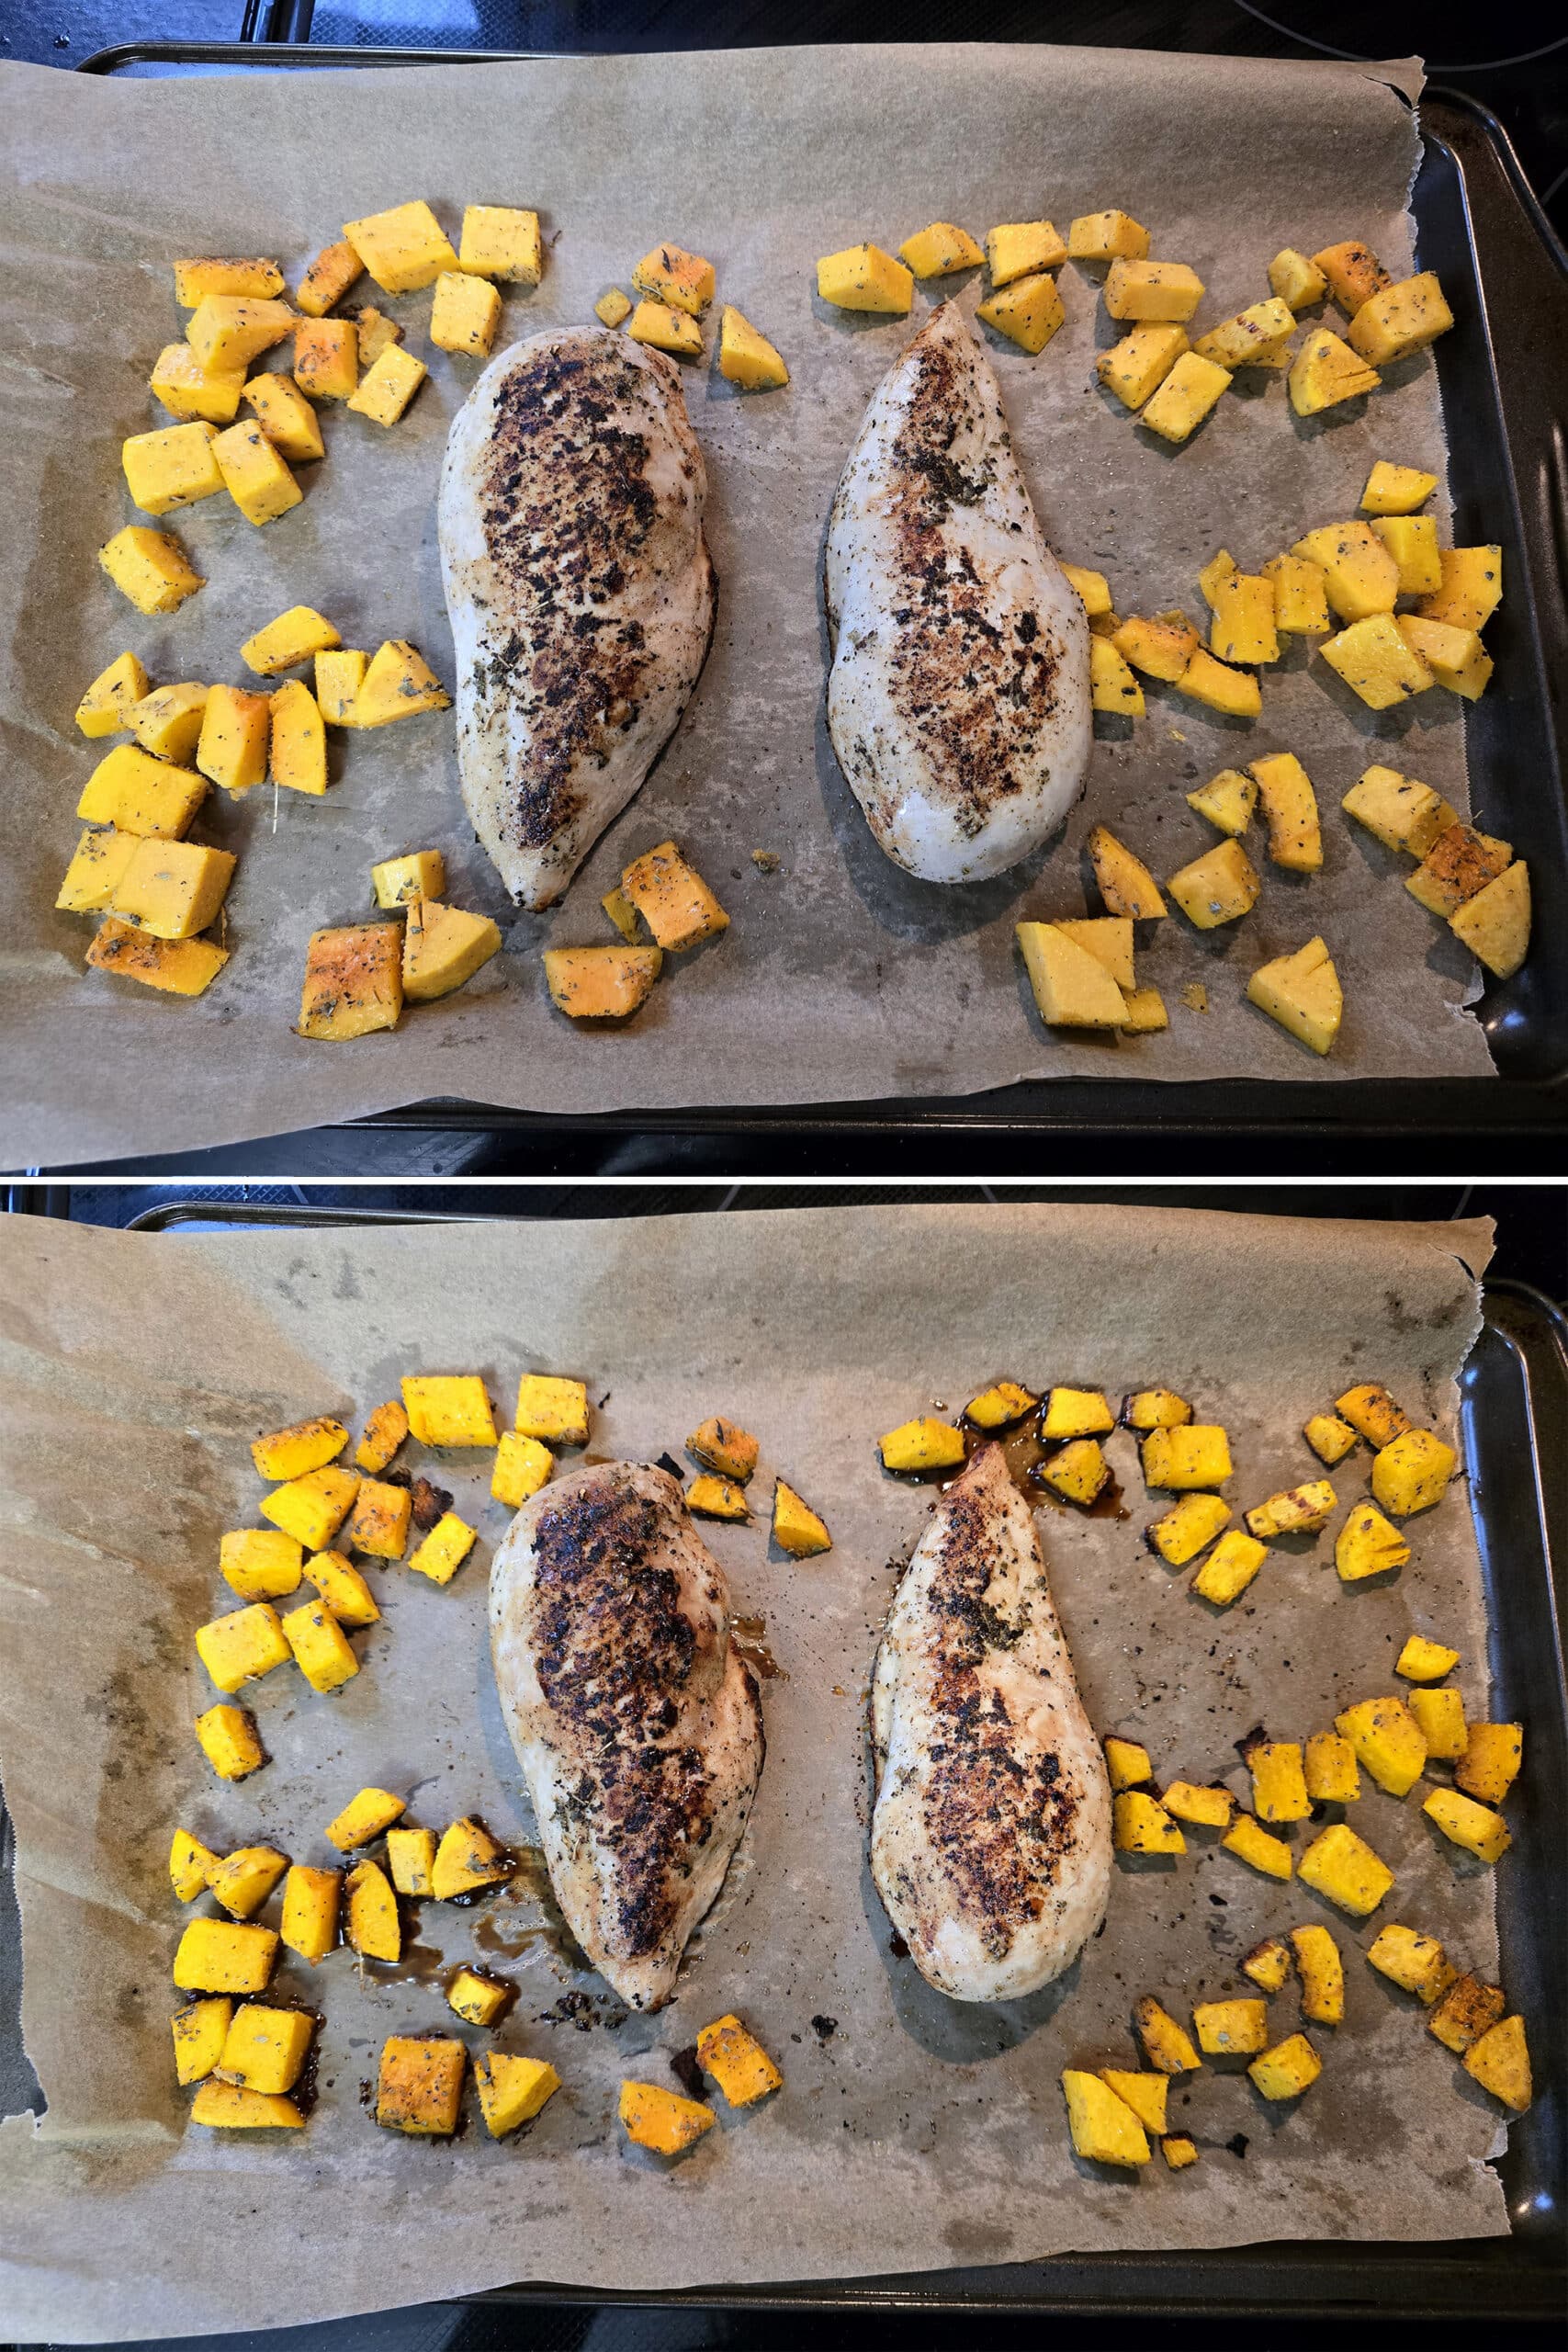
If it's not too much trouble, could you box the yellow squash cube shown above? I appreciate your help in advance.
[1407,825,1513,920]
[219,2003,313,2095]
[1455,1722,1522,1806]
[128,683,208,764]
[475,2050,560,2136]
[1298,1823,1393,1916]
[372,852,445,909]
[1146,1492,1231,1566]
[432,1816,512,1900]
[1247,938,1342,1057]
[1176,649,1261,718]
[1321,614,1434,709]
[1162,1781,1233,1828]
[1290,1925,1344,2023]
[1140,352,1231,443]
[174,257,284,304]
[280,1864,341,1963]
[1125,1389,1191,1430]
[594,287,632,328]
[261,1464,360,1551]
[1262,553,1330,636]
[345,1859,401,1960]
[1335,1695,1427,1796]
[620,2078,716,2155]
[207,1846,288,1919]
[352,1401,408,1476]
[1113,1791,1185,1854]
[1042,1438,1111,1507]
[697,2014,783,2106]
[1303,1413,1358,1466]
[186,295,294,373]
[513,1374,588,1446]
[97,525,203,616]
[298,922,404,1040]
[1134,1996,1201,2074]
[173,1997,231,2085]
[1367,1923,1452,2002]
[403,899,502,1002]
[281,1598,359,1693]
[209,419,301,526]
[1104,259,1204,322]
[56,827,140,914]
[1193,1998,1269,2055]
[1041,1387,1114,1440]
[717,304,788,390]
[1342,767,1458,859]
[431,271,502,357]
[1098,2069,1167,2133]
[1245,1478,1337,1538]
[687,1415,761,1483]
[1450,861,1531,978]
[346,345,427,424]
[174,1917,277,1994]
[288,317,355,401]
[1337,1385,1412,1445]
[295,239,363,316]
[816,243,912,313]
[195,1600,290,1694]
[1242,1937,1291,1993]
[976,270,1066,355]
[110,837,234,940]
[898,221,984,277]
[316,648,368,724]
[447,1967,510,2027]
[189,2080,302,2129]
[403,1373,498,1446]
[87,920,226,995]
[1424,1787,1511,1863]
[1396,1633,1460,1683]
[1417,545,1503,632]
[1111,615,1197,683]
[1336,1503,1411,1583]
[1102,1736,1152,1791]
[325,1785,405,1849]
[1363,459,1438,514]
[1067,210,1149,263]
[1370,514,1443,595]
[1191,299,1294,368]
[1192,1530,1266,1606]
[1089,634,1145,716]
[302,1547,377,1628]
[220,1527,303,1601]
[195,1703,265,1781]
[344,1477,412,1559]
[1347,272,1453,364]
[1142,1425,1231,1489]
[344,200,457,292]
[492,1431,552,1508]
[1269,247,1328,309]
[619,839,728,951]
[1371,1429,1457,1517]
[170,1827,220,1902]
[377,2035,466,2133]
[627,300,704,358]
[1062,2070,1150,2166]
[1247,2032,1321,2100]
[1016,922,1129,1027]
[987,220,1067,285]
[408,1510,478,1587]
[1208,572,1279,666]
[355,305,402,366]
[459,204,543,284]
[1303,1731,1359,1804]
[1313,241,1393,311]
[1097,322,1187,412]
[121,421,224,516]
[1396,614,1493,700]
[386,1826,437,1895]
[353,639,450,727]
[1162,2134,1199,2169]
[773,1480,831,1557]
[1060,564,1113,620]
[544,944,662,1018]
[1430,1973,1506,2052]
[1289,326,1380,413]
[75,650,150,739]
[1221,1814,1292,1879]
[1408,1687,1467,1761]
[193,684,269,794]
[879,1417,965,1473]
[1247,1742,1310,1822]
[243,606,340,678]
[632,243,716,315]
[687,1474,750,1521]
[1293,524,1399,622]
[1168,840,1260,930]
[1463,2015,1531,2112]
[151,343,246,424]
[268,679,327,797]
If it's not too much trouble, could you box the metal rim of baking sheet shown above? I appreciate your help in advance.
[59,51,1568,1156]
[6,1191,1558,2318]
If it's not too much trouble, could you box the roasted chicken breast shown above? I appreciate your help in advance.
[825,300,1091,884]
[871,1443,1111,2000]
[439,326,716,909]
[489,1460,762,2010]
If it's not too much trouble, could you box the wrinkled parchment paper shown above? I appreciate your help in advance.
[0,1202,1509,2339]
[0,46,1494,1168]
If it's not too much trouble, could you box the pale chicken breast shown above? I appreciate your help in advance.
[825,300,1091,884]
[871,1443,1111,2001]
[489,1460,762,2011]
[439,326,716,909]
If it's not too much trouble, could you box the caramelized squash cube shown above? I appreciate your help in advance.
[1162,1781,1233,1828]
[1241,1936,1291,1994]
[345,1859,400,1960]
[1303,1413,1358,1466]
[1113,1791,1185,1854]
[687,1415,761,1483]
[1162,2133,1199,2169]
[1174,648,1261,718]
[1191,300,1294,368]
[1348,272,1453,365]
[189,2079,302,2129]
[773,1479,831,1557]
[280,1864,341,1962]
[1336,1503,1411,1582]
[1336,1384,1411,1447]
[386,1826,437,1896]
[1428,1973,1506,2052]
[1246,1479,1336,1539]
[344,1476,412,1560]
[1303,1731,1360,1804]
[325,1786,405,1849]
[195,1704,265,1781]
[174,1917,277,1993]
[87,920,229,995]
[1133,1995,1201,2074]
[1221,1813,1292,1880]
[620,2078,716,2154]
[1367,1923,1453,2003]
[697,2014,784,2106]
[1290,1925,1344,2024]
[1312,241,1393,312]
[880,1417,964,1473]
[1146,1492,1231,1565]
[1395,1634,1460,1684]
[195,1601,290,1694]
[1247,2032,1321,2100]
[1194,1997,1269,2054]
[447,1967,510,2027]
[1087,821,1168,916]
[345,345,427,424]
[355,1400,410,1474]
[298,923,403,1040]
[212,421,302,526]
[377,2035,465,2132]
[621,839,728,950]
[295,239,363,316]
[280,1598,360,1692]
[1111,614,1196,684]
[1463,2015,1531,2111]
[261,1465,360,1551]
[1455,1723,1522,1806]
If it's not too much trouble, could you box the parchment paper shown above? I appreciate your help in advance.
[0,46,1494,1168]
[0,1202,1510,2339]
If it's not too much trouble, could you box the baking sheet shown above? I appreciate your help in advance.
[0,1202,1512,2340]
[0,44,1495,1169]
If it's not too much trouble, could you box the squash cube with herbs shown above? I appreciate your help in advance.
[1312,241,1393,311]
[594,286,632,328]
[1147,1492,1231,1566]
[372,852,445,910]
[619,840,728,952]
[1192,300,1295,369]
[1246,753,1321,874]
[1269,248,1328,309]
[1111,614,1197,683]
[431,271,502,357]
[253,1418,350,1482]
[1113,1790,1185,1854]
[1175,648,1261,718]
[325,1786,405,1849]
[1221,1813,1293,1880]
[1321,614,1434,709]
[459,204,543,283]
[174,257,284,305]
[1369,514,1443,597]
[1194,1998,1269,2055]
[620,2078,716,2155]
[408,1510,478,1586]
[1396,614,1493,700]
[447,1967,510,2027]
[243,606,340,680]
[492,1432,552,1508]
[1407,825,1513,922]
[545,944,662,1019]
[1417,545,1503,632]
[345,1859,400,1960]
[1062,2070,1150,2166]
[1336,1503,1411,1583]
[686,1415,760,1483]
[1348,272,1453,365]
[262,1465,360,1552]
[386,1826,437,1896]
[195,1601,290,1694]
[343,200,457,292]
[1016,923,1128,1027]
[1208,571,1279,667]
[75,650,150,740]
[88,921,229,995]
[899,220,984,277]
[378,2035,466,2133]
[1168,840,1260,930]
[1247,938,1343,1057]
[1099,2069,1167,2134]
[189,2080,303,2129]
[1097,322,1189,412]
[1335,1695,1427,1796]
[315,649,367,725]
[402,899,501,1002]
[295,238,363,316]
[1303,1730,1360,1804]
[1455,1722,1522,1806]
[772,1479,831,1556]
[1371,1429,1457,1518]
[976,271,1066,354]
[698,2014,783,2106]
[352,1402,409,1477]
[1134,1996,1201,2074]
[280,1864,341,1962]
[1246,1480,1337,1540]
[298,923,403,1041]
[185,294,294,373]
[219,2003,313,2096]
[344,1477,412,1559]
[627,300,704,358]
[1242,1936,1292,1994]
[212,422,302,526]
[1450,861,1531,979]
[265,678,326,796]
[195,1704,265,1781]
[173,1996,231,2085]
[346,345,427,424]
[631,242,716,316]
[1408,1687,1467,1761]
[1040,1387,1114,1441]
[1142,1425,1231,1489]
[207,1846,288,1921]
[1140,352,1231,442]
[475,2050,560,2136]
[121,421,225,516]
[1247,2032,1321,2100]
[1191,1529,1266,1607]
[1104,259,1204,322]
[1040,1439,1109,1507]
[1342,766,1459,859]
[193,684,269,796]
[355,306,403,367]
[1299,1823,1393,1916]
[170,1827,220,1903]
[1261,553,1330,636]
[432,1816,512,1900]
[56,827,139,912]
[400,1373,497,1448]
[151,343,246,424]
[1162,1781,1234,1828]
[1336,1384,1412,1447]
[987,219,1067,285]
[1429,1973,1506,2053]
[688,1475,750,1521]
[110,838,234,941]
[718,305,789,390]
[1362,459,1438,514]
[1395,1634,1460,1683]
[816,243,911,312]
[1289,327,1380,414]
[1303,1413,1358,1467]
[512,1374,588,1447]
[1124,1389,1191,1430]
[1247,1742,1310,1822]
[1100,1737,1149,1792]
[175,1918,278,1995]
[1367,1923,1453,2003]
[1089,635,1145,716]
[98,526,204,616]
[281,1598,359,1692]
[1463,2015,1531,2112]
[354,639,451,728]
[1290,1925,1344,2024]
[1067,210,1150,263]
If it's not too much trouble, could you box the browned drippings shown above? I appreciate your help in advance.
[378,1939,446,1987]
[953,1402,1131,1521]
[733,1612,784,1681]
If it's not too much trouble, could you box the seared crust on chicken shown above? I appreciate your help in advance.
[440,327,716,910]
[871,1443,1111,2000]
[489,1460,762,2010]
[825,301,1091,884]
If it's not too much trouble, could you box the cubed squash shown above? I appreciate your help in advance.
[1103,1736,1152,1791]
[976,270,1066,354]
[280,1598,359,1693]
[1247,938,1343,1057]
[377,2035,466,2133]
[1060,565,1113,621]
[87,920,229,996]
[1062,2070,1150,2166]
[595,287,632,328]
[1067,210,1150,263]
[1104,259,1205,322]
[1247,1741,1310,1822]
[1336,1384,1411,1447]
[316,649,368,725]
[1098,2069,1167,2134]
[1183,774,1258,850]
[1247,753,1322,873]
[1430,1973,1506,2053]
[1303,1731,1360,1804]
[1142,1425,1232,1489]
[344,201,457,292]
[631,243,716,315]
[352,1402,409,1477]
[173,1996,232,2085]
[261,1465,360,1551]
[1087,822,1168,916]
[186,295,294,373]
[402,898,502,1001]
[345,1859,401,1960]
[1133,1995,1201,2074]
[879,1417,964,1473]
[1347,272,1453,364]
[1293,525,1400,623]
[1463,2015,1531,2112]
[459,205,544,284]
[492,1432,553,1508]
[345,345,427,424]
[447,1966,510,2027]
[127,684,209,766]
[1407,825,1513,921]
[1367,1923,1453,2003]
[109,837,234,941]
[1175,648,1261,718]
[243,606,341,679]
[408,1510,478,1587]
[1162,1781,1234,1828]
[1303,1413,1359,1466]
[56,828,140,914]
[219,2002,313,2095]
[772,1479,831,1557]
[512,1374,588,1447]
[1395,1634,1460,1683]
[1140,352,1231,442]
[151,343,246,424]
[174,1917,278,1994]
[1290,1925,1344,2024]
[1342,766,1458,859]
[1312,241,1393,311]
[170,1827,221,1903]
[1191,1529,1267,1606]
[688,1475,750,1521]
[816,243,912,313]
[97,526,204,616]
[1269,248,1328,309]
[1417,545,1503,632]
[1450,861,1531,980]
[1124,1390,1191,1430]
[372,852,445,909]
[386,1826,437,1896]
[1245,1480,1337,1539]
[1393,612,1493,702]
[344,1477,412,1559]
[1113,1791,1185,1854]
[265,678,327,797]
[1146,1491,1231,1565]
[403,1373,498,1446]
[1112,613,1198,684]
[1335,1503,1411,1583]
[987,220,1068,285]
[1288,327,1380,414]
[1242,1937,1292,1994]
[194,684,269,795]
[718,305,788,390]
[195,1704,265,1781]
[697,2014,784,2106]
[298,923,403,1040]
[1298,1823,1393,1916]
[620,2078,716,2155]
[1089,634,1145,716]
[899,221,985,277]
[1194,1998,1269,2055]
[627,300,704,358]
[354,639,450,727]
[1168,839,1260,930]
[432,1816,512,1900]
[1209,572,1279,666]
[1370,514,1443,596]
[325,1785,405,1849]
[601,885,641,941]
[195,1600,290,1694]
[1191,299,1295,368]
[621,839,728,950]
[1261,554,1331,636]
[174,257,284,305]
[220,1527,303,1602]
[1247,2032,1321,2100]
[1016,922,1129,1028]
[1221,1814,1293,1879]
[430,270,502,358]
[1162,2134,1200,2169]
[75,650,151,740]
[1362,460,1438,514]
[1408,1687,1467,1761]
[475,2050,561,2136]
[121,421,224,516]
[1097,322,1189,411]
[544,944,662,1018]
[1334,1695,1427,1797]
[280,1864,341,1963]
[295,239,363,316]
[1321,614,1434,709]
[1042,1387,1115,1440]
[1455,1723,1522,1806]
[212,422,302,526]
[1371,1429,1457,1518]
[355,306,403,367]
[687,1416,761,1483]
[189,2079,302,2129]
